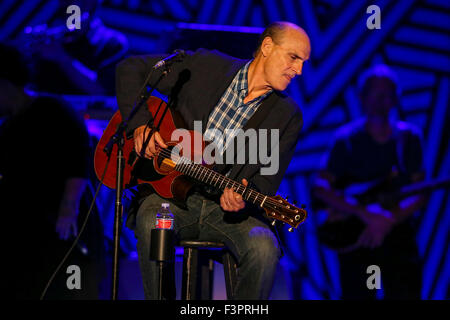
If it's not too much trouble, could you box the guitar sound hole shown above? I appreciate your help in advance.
[155,146,178,174]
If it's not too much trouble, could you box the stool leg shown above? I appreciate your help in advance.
[199,253,214,300]
[208,259,215,299]
[182,247,199,300]
[222,251,237,300]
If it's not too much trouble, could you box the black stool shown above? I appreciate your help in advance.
[179,240,238,300]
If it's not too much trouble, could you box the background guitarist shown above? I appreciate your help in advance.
[116,22,311,299]
[313,64,426,300]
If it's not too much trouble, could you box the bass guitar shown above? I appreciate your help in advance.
[316,175,450,250]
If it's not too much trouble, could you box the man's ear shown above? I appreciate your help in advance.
[261,36,274,57]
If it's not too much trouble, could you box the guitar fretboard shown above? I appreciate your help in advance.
[174,158,269,208]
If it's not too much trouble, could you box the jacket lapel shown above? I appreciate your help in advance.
[206,59,280,176]
[201,59,248,131]
[223,93,278,178]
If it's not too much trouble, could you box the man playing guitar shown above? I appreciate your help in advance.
[114,22,311,299]
[314,64,426,299]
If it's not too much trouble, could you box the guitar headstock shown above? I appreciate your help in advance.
[263,195,307,231]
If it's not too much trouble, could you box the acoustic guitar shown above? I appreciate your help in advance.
[94,96,307,231]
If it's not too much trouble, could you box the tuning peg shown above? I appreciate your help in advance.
[271,220,277,226]
[288,227,294,232]
[285,195,289,201]
[293,200,297,205]
[301,204,307,209]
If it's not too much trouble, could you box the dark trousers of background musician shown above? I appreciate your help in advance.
[338,222,422,300]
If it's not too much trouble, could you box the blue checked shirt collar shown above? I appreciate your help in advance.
[233,61,272,108]
[204,60,273,155]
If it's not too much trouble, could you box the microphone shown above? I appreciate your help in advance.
[153,50,186,70]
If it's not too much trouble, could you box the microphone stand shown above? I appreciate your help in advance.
[103,65,172,301]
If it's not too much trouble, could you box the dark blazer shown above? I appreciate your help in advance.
[115,48,303,198]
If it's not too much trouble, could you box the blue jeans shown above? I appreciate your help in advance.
[130,192,281,300]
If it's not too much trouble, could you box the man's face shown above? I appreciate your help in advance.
[261,28,311,91]
[360,77,398,118]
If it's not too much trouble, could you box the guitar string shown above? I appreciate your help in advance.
[154,146,302,213]
[156,146,268,204]
[155,147,299,212]
[157,147,262,203]
[131,143,305,224]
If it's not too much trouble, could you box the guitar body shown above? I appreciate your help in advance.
[94,96,203,201]
[317,215,365,250]
[317,176,398,251]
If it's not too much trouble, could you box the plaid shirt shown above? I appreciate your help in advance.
[204,60,272,155]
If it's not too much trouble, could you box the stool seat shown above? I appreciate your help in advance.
[179,240,225,249]
[178,240,237,300]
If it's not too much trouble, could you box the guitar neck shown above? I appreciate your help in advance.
[175,161,269,208]
[398,178,450,199]
[152,149,306,229]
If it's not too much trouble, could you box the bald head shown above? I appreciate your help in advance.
[254,21,310,58]
[250,22,311,91]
